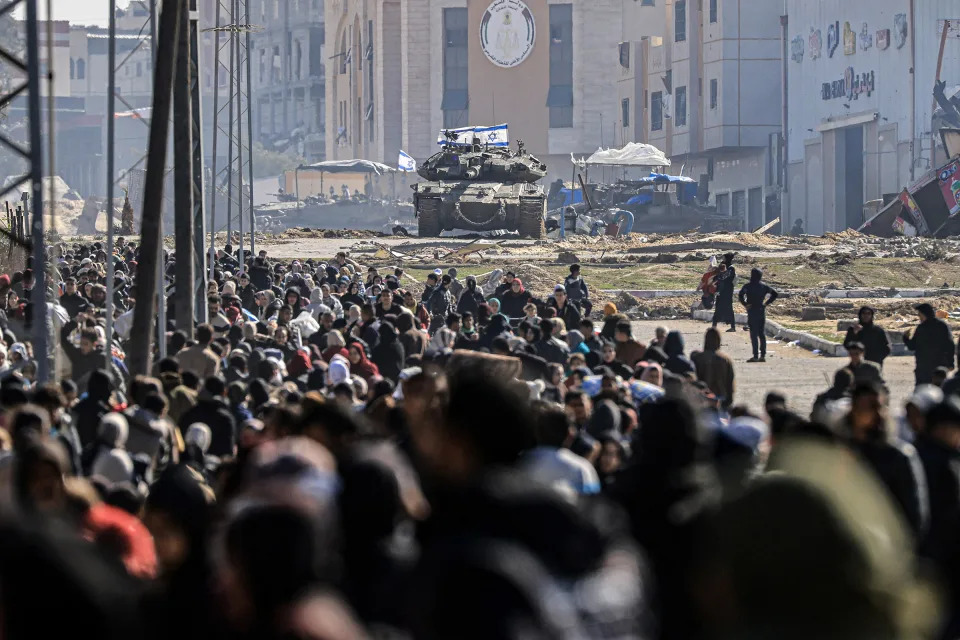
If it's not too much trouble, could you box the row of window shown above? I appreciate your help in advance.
[675,0,719,43]
[644,78,718,132]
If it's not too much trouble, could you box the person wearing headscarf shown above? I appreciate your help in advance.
[396,311,427,359]
[456,275,485,317]
[322,330,349,363]
[711,252,738,332]
[691,327,736,408]
[82,412,129,477]
[479,313,512,351]
[371,321,405,383]
[347,341,380,385]
[663,330,696,377]
[499,278,532,319]
[305,287,331,321]
[341,282,364,309]
[428,327,456,354]
[844,306,891,368]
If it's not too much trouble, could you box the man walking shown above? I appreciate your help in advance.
[738,268,778,363]
[711,253,737,332]
[904,303,955,386]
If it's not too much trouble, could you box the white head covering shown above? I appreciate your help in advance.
[185,422,212,453]
[98,412,129,448]
[327,357,350,386]
[91,449,134,485]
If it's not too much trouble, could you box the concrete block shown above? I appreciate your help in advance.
[801,307,827,321]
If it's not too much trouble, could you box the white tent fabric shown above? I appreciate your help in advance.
[574,142,671,167]
[298,159,396,175]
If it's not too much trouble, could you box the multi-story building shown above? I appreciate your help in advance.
[251,0,326,162]
[635,0,783,231]
[784,0,960,234]
[326,0,622,183]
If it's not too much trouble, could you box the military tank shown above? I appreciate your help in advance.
[412,134,548,238]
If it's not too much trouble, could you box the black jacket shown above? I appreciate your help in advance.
[249,264,271,291]
[500,289,532,319]
[60,320,108,392]
[428,287,455,319]
[737,278,778,311]
[563,275,589,302]
[853,438,927,535]
[548,298,583,333]
[904,317,955,384]
[72,396,111,448]
[844,323,891,365]
[456,287,485,317]
[178,396,237,458]
[371,333,405,382]
[59,292,88,318]
[535,336,570,365]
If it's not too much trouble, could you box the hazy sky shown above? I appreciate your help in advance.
[16,0,133,27]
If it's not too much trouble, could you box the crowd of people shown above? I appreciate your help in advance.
[0,240,957,639]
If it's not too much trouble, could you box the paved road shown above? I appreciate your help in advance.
[631,318,918,416]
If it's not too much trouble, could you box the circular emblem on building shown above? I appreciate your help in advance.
[479,0,536,68]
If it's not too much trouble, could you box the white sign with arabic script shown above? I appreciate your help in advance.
[479,0,537,68]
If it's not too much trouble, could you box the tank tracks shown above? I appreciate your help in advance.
[417,198,442,237]
[517,196,546,239]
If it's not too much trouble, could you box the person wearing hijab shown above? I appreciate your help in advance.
[347,341,380,384]
[456,275,485,317]
[321,330,349,363]
[499,278,532,319]
[341,282,364,309]
[396,311,427,359]
[663,330,696,377]
[480,312,512,351]
[428,327,456,354]
[371,321,405,382]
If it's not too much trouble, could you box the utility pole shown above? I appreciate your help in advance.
[128,0,184,377]
[189,0,208,323]
[25,0,49,383]
[174,0,195,336]
[106,0,116,363]
[244,0,256,258]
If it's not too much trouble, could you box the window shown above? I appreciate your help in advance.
[676,86,687,126]
[76,58,85,79]
[651,91,663,131]
[69,57,74,79]
[715,192,730,216]
[710,78,718,109]
[548,4,574,128]
[709,0,717,23]
[675,0,686,42]
[641,0,655,4]
[621,98,630,128]
[136,62,142,77]
[442,8,468,128]
[619,42,630,69]
[339,33,347,75]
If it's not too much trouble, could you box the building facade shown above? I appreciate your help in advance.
[785,0,960,234]
[630,0,782,231]
[326,0,623,183]
[251,0,326,162]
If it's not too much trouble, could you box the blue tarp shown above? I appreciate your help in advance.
[559,187,584,207]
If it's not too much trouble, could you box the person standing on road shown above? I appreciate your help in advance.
[712,253,737,332]
[563,264,592,317]
[691,327,736,408]
[738,268,778,363]
[903,303,955,386]
[844,306,891,368]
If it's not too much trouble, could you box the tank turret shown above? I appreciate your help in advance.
[412,137,548,238]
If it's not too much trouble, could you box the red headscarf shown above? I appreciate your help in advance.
[286,349,313,378]
[511,278,525,294]
[348,343,380,383]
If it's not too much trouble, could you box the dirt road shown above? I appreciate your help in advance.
[631,318,918,416]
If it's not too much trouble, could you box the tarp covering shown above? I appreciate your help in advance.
[298,159,396,175]
[573,142,671,167]
[635,172,695,185]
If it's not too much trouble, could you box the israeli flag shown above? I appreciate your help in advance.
[437,123,509,147]
[398,150,416,172]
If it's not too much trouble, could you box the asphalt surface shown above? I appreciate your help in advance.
[631,318,919,415]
